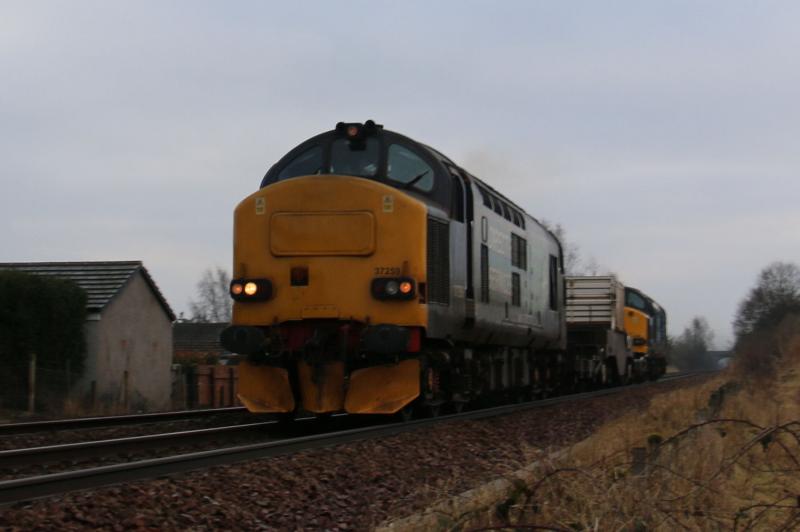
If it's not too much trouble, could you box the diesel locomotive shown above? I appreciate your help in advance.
[220,121,665,417]
[566,276,667,384]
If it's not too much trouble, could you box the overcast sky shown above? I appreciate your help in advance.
[2,1,799,347]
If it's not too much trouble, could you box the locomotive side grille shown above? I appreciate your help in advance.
[512,272,521,307]
[480,244,489,303]
[427,217,450,305]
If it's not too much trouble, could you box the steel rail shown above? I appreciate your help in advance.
[0,406,249,436]
[0,421,276,470]
[0,371,705,506]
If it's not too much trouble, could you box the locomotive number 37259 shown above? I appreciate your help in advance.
[374,266,401,276]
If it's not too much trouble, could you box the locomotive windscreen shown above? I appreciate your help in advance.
[260,122,452,211]
[329,138,380,178]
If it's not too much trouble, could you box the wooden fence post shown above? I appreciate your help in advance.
[65,359,72,397]
[27,353,37,414]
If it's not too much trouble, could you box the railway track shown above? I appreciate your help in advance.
[0,421,275,472]
[0,371,705,506]
[0,406,248,436]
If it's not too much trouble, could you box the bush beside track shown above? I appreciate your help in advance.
[0,271,86,412]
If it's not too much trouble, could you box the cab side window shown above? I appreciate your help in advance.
[625,290,647,311]
[387,144,434,192]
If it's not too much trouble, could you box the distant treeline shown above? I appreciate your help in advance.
[671,261,800,372]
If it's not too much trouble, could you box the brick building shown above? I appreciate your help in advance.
[172,322,240,409]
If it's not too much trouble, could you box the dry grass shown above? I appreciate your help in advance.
[438,317,800,531]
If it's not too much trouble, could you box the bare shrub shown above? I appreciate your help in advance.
[451,324,800,531]
[731,312,800,384]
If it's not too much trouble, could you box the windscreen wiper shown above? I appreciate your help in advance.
[402,170,429,190]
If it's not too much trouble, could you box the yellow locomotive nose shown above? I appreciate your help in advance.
[228,174,429,415]
[231,174,428,328]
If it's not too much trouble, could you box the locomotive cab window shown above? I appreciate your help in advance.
[276,145,323,181]
[625,289,647,311]
[262,123,455,211]
[387,144,434,192]
[329,138,380,178]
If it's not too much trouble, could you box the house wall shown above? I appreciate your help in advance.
[80,271,173,412]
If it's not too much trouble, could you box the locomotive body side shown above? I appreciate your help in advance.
[462,180,565,350]
[424,177,565,351]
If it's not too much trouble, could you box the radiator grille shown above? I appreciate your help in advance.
[427,217,450,304]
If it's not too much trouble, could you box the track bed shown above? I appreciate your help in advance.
[0,374,711,530]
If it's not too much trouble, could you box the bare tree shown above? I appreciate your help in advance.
[541,219,610,276]
[188,267,232,323]
[733,261,800,341]
[540,220,581,275]
[670,316,715,370]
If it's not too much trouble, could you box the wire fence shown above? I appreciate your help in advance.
[1,357,241,419]
[0,356,83,415]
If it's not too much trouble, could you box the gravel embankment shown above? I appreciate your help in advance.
[0,377,708,530]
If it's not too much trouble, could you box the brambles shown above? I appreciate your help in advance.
[453,324,800,531]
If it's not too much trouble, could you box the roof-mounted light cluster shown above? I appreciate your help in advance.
[335,120,383,141]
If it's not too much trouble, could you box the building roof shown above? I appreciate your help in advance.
[0,261,175,321]
[173,322,228,353]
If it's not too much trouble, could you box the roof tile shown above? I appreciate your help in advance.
[0,261,175,320]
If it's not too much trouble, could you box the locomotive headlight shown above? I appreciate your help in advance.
[385,280,399,296]
[230,278,273,301]
[244,282,258,296]
[371,277,416,301]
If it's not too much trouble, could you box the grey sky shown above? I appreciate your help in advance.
[2,2,799,347]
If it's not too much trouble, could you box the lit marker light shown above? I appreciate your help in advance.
[399,281,413,294]
[244,282,258,296]
[347,125,359,138]
[230,283,244,296]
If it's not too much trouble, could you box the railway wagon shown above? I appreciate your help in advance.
[566,275,667,383]
[221,121,567,416]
